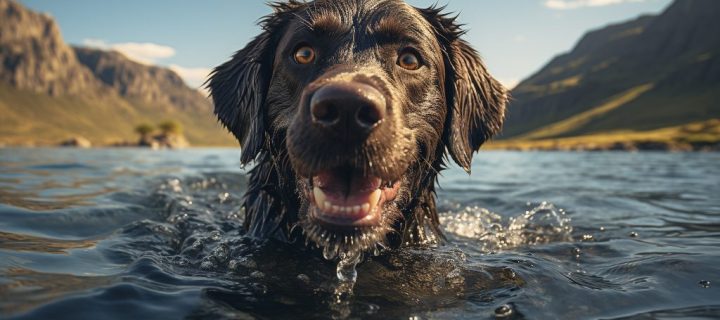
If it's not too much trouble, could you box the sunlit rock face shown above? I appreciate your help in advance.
[0,0,98,96]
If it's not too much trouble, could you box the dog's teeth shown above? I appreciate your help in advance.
[353,205,361,214]
[369,189,381,209]
[323,201,331,212]
[314,187,326,207]
[332,205,340,214]
[362,203,370,214]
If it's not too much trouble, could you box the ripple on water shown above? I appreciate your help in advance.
[1,150,719,319]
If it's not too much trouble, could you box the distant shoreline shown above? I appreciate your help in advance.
[485,140,720,152]
[3,119,719,152]
[1,143,718,152]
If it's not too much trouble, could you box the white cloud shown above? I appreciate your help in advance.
[82,38,109,49]
[82,38,176,64]
[544,0,645,10]
[499,78,520,90]
[169,65,212,90]
[82,38,210,90]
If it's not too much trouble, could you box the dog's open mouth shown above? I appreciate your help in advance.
[307,166,400,228]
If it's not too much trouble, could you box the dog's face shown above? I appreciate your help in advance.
[209,0,507,257]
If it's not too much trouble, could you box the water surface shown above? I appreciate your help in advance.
[0,148,718,319]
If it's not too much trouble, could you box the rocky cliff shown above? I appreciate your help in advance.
[0,0,234,146]
[0,0,98,96]
[74,47,209,112]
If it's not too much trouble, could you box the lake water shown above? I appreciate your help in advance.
[0,148,718,319]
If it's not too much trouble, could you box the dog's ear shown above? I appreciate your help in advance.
[420,7,508,173]
[207,2,302,164]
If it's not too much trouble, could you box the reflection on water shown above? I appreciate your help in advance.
[0,268,114,315]
[0,231,97,254]
[0,148,719,319]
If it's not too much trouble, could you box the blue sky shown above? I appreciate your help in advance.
[19,0,672,90]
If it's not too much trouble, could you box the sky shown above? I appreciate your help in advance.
[19,0,673,90]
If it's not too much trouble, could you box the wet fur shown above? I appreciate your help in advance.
[207,0,507,255]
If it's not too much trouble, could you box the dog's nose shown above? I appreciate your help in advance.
[310,82,386,133]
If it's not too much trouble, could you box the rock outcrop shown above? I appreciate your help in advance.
[0,0,235,146]
[73,47,210,112]
[0,0,98,96]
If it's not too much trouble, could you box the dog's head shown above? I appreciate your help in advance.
[208,0,507,257]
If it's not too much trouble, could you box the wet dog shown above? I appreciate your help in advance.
[208,0,507,258]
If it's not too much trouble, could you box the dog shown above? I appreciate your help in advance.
[208,0,507,258]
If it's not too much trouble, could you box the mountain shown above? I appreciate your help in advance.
[0,0,234,146]
[501,0,720,145]
[0,0,98,96]
[73,47,210,112]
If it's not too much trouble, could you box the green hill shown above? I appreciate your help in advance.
[501,0,720,144]
[0,84,230,146]
[0,0,235,147]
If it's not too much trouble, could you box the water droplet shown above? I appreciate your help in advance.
[200,260,215,270]
[629,231,638,238]
[373,246,381,256]
[172,256,189,267]
[336,251,360,283]
[297,274,310,284]
[250,271,265,279]
[599,226,606,231]
[445,268,464,286]
[250,282,267,294]
[366,303,380,314]
[237,257,257,269]
[494,304,513,318]
[323,245,337,260]
[698,280,711,288]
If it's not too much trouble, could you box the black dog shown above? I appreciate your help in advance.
[208,0,507,258]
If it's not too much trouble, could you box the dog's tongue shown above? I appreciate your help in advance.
[313,169,381,201]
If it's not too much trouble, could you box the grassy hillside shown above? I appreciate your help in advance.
[501,0,720,144]
[0,84,236,146]
[488,119,720,151]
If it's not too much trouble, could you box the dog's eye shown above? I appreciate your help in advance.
[397,50,421,70]
[293,45,316,64]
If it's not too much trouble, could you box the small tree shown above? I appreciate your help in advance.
[134,123,154,140]
[158,120,182,136]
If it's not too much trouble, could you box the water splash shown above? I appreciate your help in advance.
[329,250,363,318]
[336,250,361,284]
[440,202,573,252]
